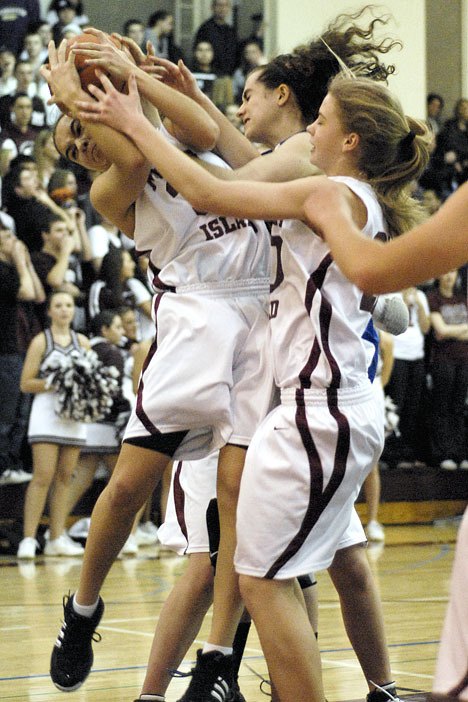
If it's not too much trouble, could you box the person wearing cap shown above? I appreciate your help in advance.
[52,0,78,45]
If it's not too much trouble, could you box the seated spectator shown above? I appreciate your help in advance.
[33,128,61,188]
[0,49,17,98]
[47,0,89,29]
[0,225,45,486]
[426,92,444,136]
[427,270,468,470]
[19,30,48,81]
[145,10,184,63]
[232,40,266,103]
[194,0,239,76]
[0,93,41,176]
[0,0,40,57]
[122,18,145,48]
[0,59,48,129]
[26,20,53,55]
[88,248,153,340]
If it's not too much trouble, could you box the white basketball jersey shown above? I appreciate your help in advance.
[134,125,270,291]
[269,177,388,390]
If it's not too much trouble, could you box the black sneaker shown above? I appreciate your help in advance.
[177,649,233,702]
[50,593,104,691]
[367,683,402,702]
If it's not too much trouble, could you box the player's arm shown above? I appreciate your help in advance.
[70,28,219,152]
[303,178,468,293]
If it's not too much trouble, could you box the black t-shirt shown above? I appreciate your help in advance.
[0,259,20,354]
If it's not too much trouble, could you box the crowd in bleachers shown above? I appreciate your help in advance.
[0,0,467,535]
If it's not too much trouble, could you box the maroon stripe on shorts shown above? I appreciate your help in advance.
[299,254,341,389]
[135,293,164,434]
[265,388,350,579]
[173,462,188,545]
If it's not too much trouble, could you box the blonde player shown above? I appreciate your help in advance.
[73,69,430,702]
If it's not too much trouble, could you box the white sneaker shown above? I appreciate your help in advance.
[68,517,91,540]
[459,459,468,470]
[440,459,457,471]
[17,537,38,559]
[140,520,159,537]
[0,468,32,485]
[44,534,84,556]
[134,525,158,546]
[119,533,139,556]
[367,520,385,542]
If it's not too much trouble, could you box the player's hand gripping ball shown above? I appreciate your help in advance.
[66,31,130,92]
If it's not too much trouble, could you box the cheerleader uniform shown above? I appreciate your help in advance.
[81,337,132,455]
[28,329,87,447]
[235,177,386,579]
[123,125,274,460]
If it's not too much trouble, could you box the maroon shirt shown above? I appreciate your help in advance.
[427,288,468,362]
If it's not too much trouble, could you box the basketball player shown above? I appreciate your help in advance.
[73,68,431,702]
[43,38,273,695]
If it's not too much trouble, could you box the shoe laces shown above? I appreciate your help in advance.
[54,594,102,651]
[369,681,401,702]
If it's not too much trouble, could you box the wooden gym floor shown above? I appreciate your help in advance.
[0,520,463,701]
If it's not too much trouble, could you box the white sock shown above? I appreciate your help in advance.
[72,595,99,618]
[139,696,165,701]
[202,643,233,656]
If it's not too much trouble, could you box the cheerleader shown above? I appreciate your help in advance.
[17,290,89,559]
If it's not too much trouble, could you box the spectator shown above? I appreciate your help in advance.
[52,0,79,45]
[31,212,88,329]
[427,270,468,470]
[426,92,444,136]
[88,248,153,340]
[0,93,40,175]
[3,162,75,251]
[194,0,239,76]
[432,98,468,197]
[0,49,17,97]
[122,18,145,49]
[64,309,144,557]
[19,30,48,81]
[0,226,44,486]
[191,40,217,100]
[145,10,184,63]
[87,214,133,275]
[28,20,53,54]
[385,287,430,468]
[240,11,265,52]
[0,0,40,56]
[47,0,89,29]
[232,39,267,103]
[0,59,48,129]
[33,128,60,188]
[224,103,243,132]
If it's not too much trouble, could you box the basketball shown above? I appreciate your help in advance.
[66,31,132,93]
